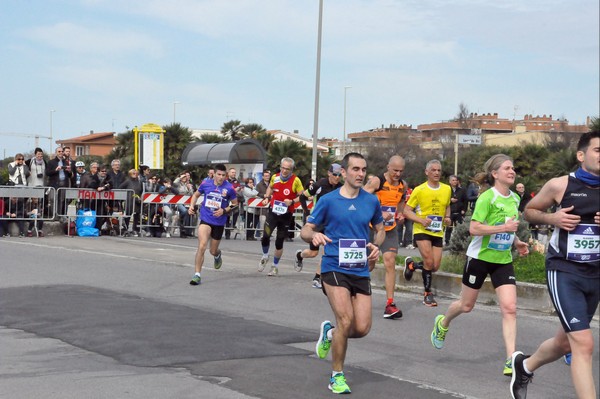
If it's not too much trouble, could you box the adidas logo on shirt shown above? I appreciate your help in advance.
[582,226,595,234]
[348,204,356,211]
[350,241,359,248]
[569,317,581,324]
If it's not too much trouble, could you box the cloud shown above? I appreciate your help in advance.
[22,22,164,57]
[84,0,316,41]
[49,64,166,95]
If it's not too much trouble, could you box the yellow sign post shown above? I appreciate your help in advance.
[133,123,165,170]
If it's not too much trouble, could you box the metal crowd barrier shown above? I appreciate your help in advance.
[56,188,135,236]
[136,191,311,240]
[0,185,56,237]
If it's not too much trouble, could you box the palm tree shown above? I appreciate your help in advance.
[254,131,276,152]
[221,119,246,141]
[511,144,549,178]
[243,123,266,137]
[198,133,231,144]
[540,148,578,179]
[163,123,193,178]
[589,116,600,133]
[106,129,135,171]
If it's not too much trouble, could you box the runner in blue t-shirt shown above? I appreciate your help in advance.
[187,164,238,285]
[301,152,384,395]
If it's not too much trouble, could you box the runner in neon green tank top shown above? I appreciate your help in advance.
[467,187,521,264]
[429,154,529,378]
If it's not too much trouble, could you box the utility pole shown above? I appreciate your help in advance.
[311,0,323,180]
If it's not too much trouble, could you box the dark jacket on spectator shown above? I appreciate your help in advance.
[450,185,467,215]
[517,191,532,213]
[80,171,100,190]
[107,170,124,189]
[46,156,72,188]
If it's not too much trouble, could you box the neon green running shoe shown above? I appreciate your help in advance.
[214,251,223,270]
[329,372,351,394]
[503,357,513,376]
[316,320,333,359]
[431,314,448,349]
[189,275,201,286]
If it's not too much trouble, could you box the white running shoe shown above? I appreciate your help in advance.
[293,249,303,272]
[258,255,269,272]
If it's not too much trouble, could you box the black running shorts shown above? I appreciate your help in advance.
[200,220,225,241]
[461,257,516,290]
[321,271,371,297]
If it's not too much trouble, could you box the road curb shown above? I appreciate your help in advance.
[371,265,553,314]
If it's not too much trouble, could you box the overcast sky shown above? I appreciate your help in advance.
[1,0,598,158]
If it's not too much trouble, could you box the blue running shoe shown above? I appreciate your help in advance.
[564,352,572,365]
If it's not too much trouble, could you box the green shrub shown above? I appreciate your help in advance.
[513,251,547,284]
[440,253,466,275]
[447,216,531,255]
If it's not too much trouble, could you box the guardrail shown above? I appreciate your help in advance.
[0,185,56,237]
[56,188,136,236]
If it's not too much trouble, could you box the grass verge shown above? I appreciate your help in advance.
[395,251,547,285]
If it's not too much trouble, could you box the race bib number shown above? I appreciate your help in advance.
[567,224,600,262]
[272,200,288,215]
[426,215,443,232]
[382,206,396,227]
[487,217,516,251]
[488,232,515,251]
[205,192,222,210]
[339,239,367,270]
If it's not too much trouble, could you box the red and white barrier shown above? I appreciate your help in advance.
[142,193,193,205]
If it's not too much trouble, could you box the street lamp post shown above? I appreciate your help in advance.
[173,101,180,124]
[311,0,323,180]
[49,109,56,153]
[342,86,352,157]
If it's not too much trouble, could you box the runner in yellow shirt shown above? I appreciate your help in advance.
[403,159,452,306]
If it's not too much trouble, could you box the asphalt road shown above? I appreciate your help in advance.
[1,235,598,399]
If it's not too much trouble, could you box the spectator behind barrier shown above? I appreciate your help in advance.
[145,174,163,237]
[6,197,26,237]
[8,153,30,186]
[224,168,242,240]
[26,147,47,187]
[26,197,44,237]
[173,171,195,238]
[243,177,260,240]
[119,169,143,236]
[62,146,74,185]
[95,165,113,233]
[46,147,71,217]
[71,161,86,188]
[107,159,124,189]
[46,147,71,189]
[0,197,7,237]
[157,177,176,238]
